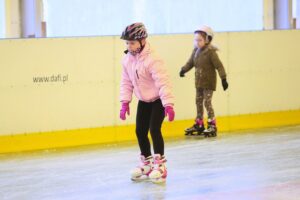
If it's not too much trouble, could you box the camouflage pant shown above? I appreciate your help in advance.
[196,88,215,120]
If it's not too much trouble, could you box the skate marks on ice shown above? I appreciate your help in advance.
[0,126,300,199]
[168,181,300,200]
[0,144,169,200]
[167,126,300,200]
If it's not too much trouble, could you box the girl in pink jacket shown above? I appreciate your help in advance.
[119,23,175,183]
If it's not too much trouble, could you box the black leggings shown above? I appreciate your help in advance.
[136,99,165,158]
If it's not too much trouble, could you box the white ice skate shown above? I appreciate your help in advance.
[130,155,153,181]
[149,154,167,184]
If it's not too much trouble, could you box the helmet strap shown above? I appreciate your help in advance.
[139,40,145,53]
[124,39,146,55]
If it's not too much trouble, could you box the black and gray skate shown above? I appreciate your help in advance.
[185,124,205,136]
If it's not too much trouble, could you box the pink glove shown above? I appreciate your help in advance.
[164,105,175,121]
[120,102,130,120]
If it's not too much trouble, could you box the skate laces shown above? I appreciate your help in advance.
[206,119,216,132]
[153,154,166,170]
[195,119,204,127]
[208,119,216,127]
[139,155,152,167]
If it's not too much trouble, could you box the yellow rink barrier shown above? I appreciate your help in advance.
[0,109,300,154]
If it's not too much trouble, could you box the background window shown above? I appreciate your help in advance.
[0,0,5,38]
[44,0,263,37]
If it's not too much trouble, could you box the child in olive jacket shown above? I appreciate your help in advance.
[180,25,228,136]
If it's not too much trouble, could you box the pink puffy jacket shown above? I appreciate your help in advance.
[120,42,174,107]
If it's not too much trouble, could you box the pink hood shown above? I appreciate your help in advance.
[120,42,174,107]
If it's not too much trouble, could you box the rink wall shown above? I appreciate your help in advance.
[1,30,300,153]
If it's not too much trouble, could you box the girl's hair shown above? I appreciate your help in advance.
[195,31,212,43]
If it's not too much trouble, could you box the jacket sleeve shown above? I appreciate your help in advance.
[119,64,133,103]
[148,58,174,107]
[181,48,197,73]
[210,50,227,79]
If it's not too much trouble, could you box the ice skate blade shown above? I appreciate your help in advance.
[203,132,217,137]
[185,131,205,136]
[185,132,194,136]
[131,175,150,182]
[150,177,166,184]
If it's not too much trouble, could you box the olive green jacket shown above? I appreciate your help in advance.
[181,45,227,91]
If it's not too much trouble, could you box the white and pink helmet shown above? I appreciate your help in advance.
[194,25,214,42]
[121,22,148,41]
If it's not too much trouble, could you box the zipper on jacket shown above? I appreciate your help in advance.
[136,70,140,79]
